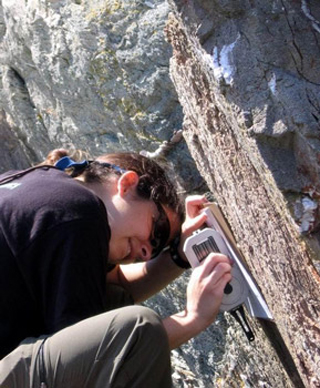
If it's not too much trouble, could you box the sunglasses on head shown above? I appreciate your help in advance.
[150,202,171,259]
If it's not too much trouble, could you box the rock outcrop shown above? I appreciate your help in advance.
[1,0,175,154]
[0,0,204,192]
[1,0,320,387]
[166,0,320,386]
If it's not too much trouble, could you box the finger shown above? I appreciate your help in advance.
[185,195,209,218]
[185,194,208,205]
[199,253,232,275]
[182,212,208,235]
[199,264,232,298]
[212,272,233,295]
[191,254,231,286]
[207,261,232,283]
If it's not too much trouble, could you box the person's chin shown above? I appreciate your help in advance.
[109,240,132,264]
[117,256,136,265]
[113,251,136,265]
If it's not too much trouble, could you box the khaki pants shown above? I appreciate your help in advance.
[0,289,172,388]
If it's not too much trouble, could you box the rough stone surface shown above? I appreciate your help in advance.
[1,0,320,387]
[166,0,320,386]
[167,0,320,241]
[0,0,204,193]
[0,110,31,173]
[1,0,174,154]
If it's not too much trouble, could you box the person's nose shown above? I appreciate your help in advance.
[139,240,153,261]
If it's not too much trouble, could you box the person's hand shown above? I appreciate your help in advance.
[185,253,232,330]
[181,194,209,237]
[176,195,209,261]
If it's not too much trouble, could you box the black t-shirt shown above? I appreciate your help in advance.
[0,167,111,359]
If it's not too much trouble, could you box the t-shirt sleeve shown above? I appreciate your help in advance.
[25,218,110,334]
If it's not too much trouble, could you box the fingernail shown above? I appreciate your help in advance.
[204,192,214,202]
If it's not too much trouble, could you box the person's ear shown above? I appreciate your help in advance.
[117,171,139,197]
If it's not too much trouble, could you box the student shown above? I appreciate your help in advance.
[0,149,232,388]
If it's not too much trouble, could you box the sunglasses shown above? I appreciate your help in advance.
[150,202,171,259]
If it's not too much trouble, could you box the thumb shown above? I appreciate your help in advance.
[183,212,207,235]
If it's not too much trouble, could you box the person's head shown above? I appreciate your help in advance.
[43,148,184,264]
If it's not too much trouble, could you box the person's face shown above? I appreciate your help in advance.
[106,171,181,264]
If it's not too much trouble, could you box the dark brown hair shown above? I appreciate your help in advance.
[42,149,183,220]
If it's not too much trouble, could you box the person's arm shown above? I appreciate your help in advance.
[108,249,231,349]
[107,250,185,303]
[162,253,232,349]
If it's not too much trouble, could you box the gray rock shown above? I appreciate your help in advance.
[0,0,205,189]
[166,0,320,386]
[2,0,320,386]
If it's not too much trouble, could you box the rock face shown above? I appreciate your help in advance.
[166,0,320,237]
[166,0,320,386]
[0,110,31,171]
[1,0,175,155]
[1,0,320,387]
[0,0,204,192]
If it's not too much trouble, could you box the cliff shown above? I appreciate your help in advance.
[1,0,320,387]
[0,0,203,191]
[166,0,320,386]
